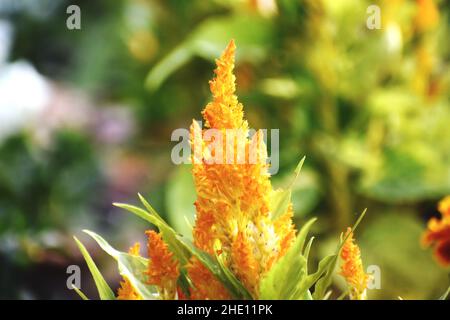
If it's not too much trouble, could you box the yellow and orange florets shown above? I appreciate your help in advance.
[117,243,142,300]
[422,196,450,267]
[145,230,180,299]
[136,40,296,300]
[340,228,369,300]
[187,40,296,299]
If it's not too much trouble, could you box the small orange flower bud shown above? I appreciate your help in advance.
[340,228,369,300]
[145,230,179,299]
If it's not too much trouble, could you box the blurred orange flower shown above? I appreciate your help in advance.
[422,196,450,267]
[415,0,439,33]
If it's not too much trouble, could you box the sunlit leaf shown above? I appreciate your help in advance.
[439,286,450,300]
[271,157,305,221]
[73,236,115,300]
[115,197,251,299]
[82,230,158,300]
[71,285,89,300]
[259,218,316,299]
[164,166,196,238]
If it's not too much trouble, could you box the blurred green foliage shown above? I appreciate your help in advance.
[0,132,101,234]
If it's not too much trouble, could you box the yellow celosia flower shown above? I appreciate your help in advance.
[145,230,180,299]
[117,242,142,300]
[188,40,296,299]
[422,196,450,267]
[340,228,369,300]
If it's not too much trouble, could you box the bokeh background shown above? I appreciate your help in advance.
[0,0,449,299]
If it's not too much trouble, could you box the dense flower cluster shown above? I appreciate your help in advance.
[187,40,296,299]
[116,40,296,300]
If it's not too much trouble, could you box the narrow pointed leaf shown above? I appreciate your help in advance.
[73,236,115,300]
[439,286,450,300]
[72,285,89,300]
[271,157,306,221]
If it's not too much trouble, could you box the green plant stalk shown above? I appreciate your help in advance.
[317,93,353,230]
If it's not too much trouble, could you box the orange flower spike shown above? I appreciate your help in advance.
[188,40,296,298]
[340,228,369,300]
[202,39,247,130]
[146,230,179,299]
[117,242,142,300]
[422,196,450,266]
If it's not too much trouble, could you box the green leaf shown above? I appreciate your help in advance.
[113,202,156,226]
[259,217,316,299]
[82,230,158,300]
[72,285,89,300]
[337,289,349,300]
[138,193,165,222]
[290,169,322,218]
[113,201,190,266]
[164,166,196,238]
[270,189,292,221]
[291,254,336,299]
[177,268,192,298]
[303,237,315,268]
[73,236,115,300]
[270,157,306,221]
[439,286,450,300]
[304,290,313,300]
[312,255,339,300]
[145,44,194,91]
[295,217,317,254]
[145,14,273,90]
[293,156,306,183]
